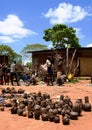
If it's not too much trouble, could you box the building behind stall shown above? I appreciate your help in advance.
[28,47,92,76]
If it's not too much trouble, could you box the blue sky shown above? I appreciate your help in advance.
[0,0,92,54]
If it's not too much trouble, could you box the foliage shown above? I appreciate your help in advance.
[26,62,32,69]
[20,43,48,62]
[0,44,22,64]
[43,24,81,49]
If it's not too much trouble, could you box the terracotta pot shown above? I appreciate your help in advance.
[62,114,70,125]
[28,111,34,118]
[54,115,60,123]
[83,96,91,112]
[41,114,48,121]
[11,106,18,114]
[70,111,78,120]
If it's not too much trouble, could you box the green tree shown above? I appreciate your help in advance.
[21,43,48,63]
[43,24,81,48]
[0,44,22,64]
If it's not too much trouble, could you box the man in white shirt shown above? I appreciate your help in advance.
[10,61,20,86]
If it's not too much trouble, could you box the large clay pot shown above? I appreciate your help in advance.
[18,88,24,94]
[72,102,82,116]
[11,106,18,114]
[28,111,34,118]
[19,103,25,109]
[48,113,54,122]
[34,105,41,120]
[41,107,47,114]
[62,114,70,125]
[41,114,48,121]
[70,111,79,120]
[83,96,91,112]
[1,88,6,94]
[0,106,4,111]
[17,108,23,116]
[34,111,40,120]
[41,100,47,107]
[54,115,60,123]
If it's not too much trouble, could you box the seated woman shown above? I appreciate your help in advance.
[29,70,38,85]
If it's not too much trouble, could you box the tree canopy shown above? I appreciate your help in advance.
[0,44,22,64]
[21,43,48,64]
[43,24,81,49]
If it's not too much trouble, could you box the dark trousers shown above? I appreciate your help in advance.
[10,72,19,85]
[47,67,53,85]
[0,75,3,85]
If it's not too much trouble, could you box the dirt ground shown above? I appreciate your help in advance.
[0,78,92,130]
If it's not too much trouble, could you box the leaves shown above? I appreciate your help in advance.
[0,44,22,64]
[43,24,81,49]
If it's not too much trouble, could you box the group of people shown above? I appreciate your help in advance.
[0,61,38,86]
[0,61,19,85]
[0,52,67,86]
[0,63,10,85]
[43,52,67,86]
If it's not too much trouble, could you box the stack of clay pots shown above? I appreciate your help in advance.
[0,87,92,125]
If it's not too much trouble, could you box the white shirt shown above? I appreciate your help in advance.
[10,63,16,73]
[46,59,51,67]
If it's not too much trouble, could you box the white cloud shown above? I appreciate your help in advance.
[0,14,37,43]
[86,44,92,47]
[75,28,85,39]
[44,3,90,24]
[0,36,14,43]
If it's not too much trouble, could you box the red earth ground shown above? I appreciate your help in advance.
[0,78,92,130]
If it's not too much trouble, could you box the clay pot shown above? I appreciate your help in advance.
[34,104,41,120]
[0,106,4,111]
[28,111,34,118]
[11,99,17,107]
[27,100,34,111]
[18,88,24,94]
[36,98,41,105]
[41,114,48,121]
[62,114,70,125]
[5,87,11,93]
[58,100,64,107]
[83,96,91,112]
[11,106,18,114]
[72,102,82,116]
[57,108,62,114]
[54,115,60,123]
[61,108,66,116]
[1,88,6,94]
[70,111,78,120]
[11,87,16,93]
[23,93,28,99]
[34,105,41,112]
[34,111,40,120]
[19,103,25,109]
[64,96,70,104]
[37,91,42,97]
[41,100,47,107]
[60,95,64,100]
[17,108,23,116]
[48,113,54,122]
[23,99,28,106]
[53,109,58,115]
[41,107,47,114]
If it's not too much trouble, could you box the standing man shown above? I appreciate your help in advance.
[46,56,53,86]
[10,61,20,86]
